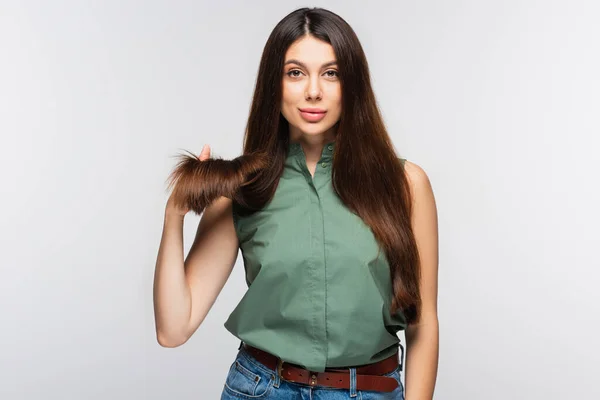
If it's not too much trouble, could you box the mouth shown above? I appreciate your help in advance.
[298,108,327,122]
[299,108,327,113]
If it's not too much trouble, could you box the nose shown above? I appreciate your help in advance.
[305,75,322,100]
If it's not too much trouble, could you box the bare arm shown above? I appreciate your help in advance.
[403,160,439,400]
[153,145,239,347]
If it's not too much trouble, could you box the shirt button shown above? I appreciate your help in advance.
[327,145,333,151]
[321,162,328,167]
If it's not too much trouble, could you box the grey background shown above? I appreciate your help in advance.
[1,0,598,399]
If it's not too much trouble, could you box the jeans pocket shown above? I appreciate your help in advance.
[389,366,405,399]
[223,351,275,399]
[395,367,405,394]
[362,364,403,399]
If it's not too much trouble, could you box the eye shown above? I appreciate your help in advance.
[286,70,303,78]
[285,69,339,78]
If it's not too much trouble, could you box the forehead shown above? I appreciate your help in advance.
[284,35,336,64]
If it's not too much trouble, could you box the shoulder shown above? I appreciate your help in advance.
[401,160,435,205]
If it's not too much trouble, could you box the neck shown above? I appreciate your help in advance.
[289,126,337,164]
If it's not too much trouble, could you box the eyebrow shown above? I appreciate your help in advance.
[284,59,338,69]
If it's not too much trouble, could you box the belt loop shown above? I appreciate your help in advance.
[273,358,283,388]
[349,367,357,397]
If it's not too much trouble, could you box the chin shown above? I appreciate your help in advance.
[298,121,335,135]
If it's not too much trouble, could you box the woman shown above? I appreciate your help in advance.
[153,7,439,400]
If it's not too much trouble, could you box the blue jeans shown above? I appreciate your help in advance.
[220,345,405,399]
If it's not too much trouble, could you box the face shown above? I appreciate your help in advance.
[281,35,342,142]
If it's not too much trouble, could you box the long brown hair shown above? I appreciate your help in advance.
[167,7,422,324]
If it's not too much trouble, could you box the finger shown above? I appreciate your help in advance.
[198,144,211,161]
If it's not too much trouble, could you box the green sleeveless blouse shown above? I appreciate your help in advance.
[224,141,407,372]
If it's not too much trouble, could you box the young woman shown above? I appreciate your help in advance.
[153,7,439,400]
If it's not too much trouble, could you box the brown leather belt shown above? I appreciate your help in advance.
[242,343,399,392]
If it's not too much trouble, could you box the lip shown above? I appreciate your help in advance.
[299,108,327,122]
[299,108,326,113]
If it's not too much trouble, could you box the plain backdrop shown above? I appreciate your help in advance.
[1,1,598,399]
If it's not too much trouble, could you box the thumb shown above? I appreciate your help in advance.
[198,144,211,161]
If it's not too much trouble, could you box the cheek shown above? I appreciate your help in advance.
[324,84,341,100]
[326,87,342,114]
[281,85,302,116]
[280,92,294,121]
[282,84,303,102]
